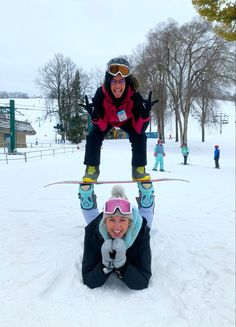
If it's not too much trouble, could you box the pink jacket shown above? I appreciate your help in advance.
[92,85,150,134]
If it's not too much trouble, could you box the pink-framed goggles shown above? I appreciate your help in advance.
[103,198,132,215]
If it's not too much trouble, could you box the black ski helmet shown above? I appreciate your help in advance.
[106,57,131,76]
[104,57,135,95]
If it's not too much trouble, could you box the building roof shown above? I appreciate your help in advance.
[0,117,36,135]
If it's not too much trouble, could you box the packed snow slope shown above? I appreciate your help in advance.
[0,100,235,327]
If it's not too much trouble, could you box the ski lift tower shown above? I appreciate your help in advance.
[0,100,16,153]
[215,113,229,134]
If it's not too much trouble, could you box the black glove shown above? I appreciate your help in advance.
[79,95,102,121]
[132,91,159,120]
[92,94,105,120]
[143,91,159,114]
[86,95,100,121]
[85,95,94,115]
[131,92,146,121]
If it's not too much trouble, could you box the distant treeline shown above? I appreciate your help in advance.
[216,93,236,102]
[0,92,42,99]
[0,91,234,101]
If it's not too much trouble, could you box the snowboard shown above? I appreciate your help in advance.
[44,178,190,188]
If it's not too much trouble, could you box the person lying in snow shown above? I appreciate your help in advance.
[78,182,155,290]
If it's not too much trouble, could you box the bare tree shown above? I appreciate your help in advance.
[36,53,67,110]
[88,67,104,98]
[190,26,234,141]
[36,53,89,141]
[132,39,168,141]
[192,77,219,142]
[133,18,235,144]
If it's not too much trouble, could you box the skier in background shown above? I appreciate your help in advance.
[80,57,158,183]
[78,182,155,290]
[214,145,220,168]
[152,139,166,172]
[181,143,189,165]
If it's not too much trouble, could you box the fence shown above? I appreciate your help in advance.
[0,144,85,164]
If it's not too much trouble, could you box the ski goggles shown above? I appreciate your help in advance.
[103,198,132,215]
[108,64,130,78]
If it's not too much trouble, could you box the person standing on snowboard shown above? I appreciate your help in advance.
[78,182,155,290]
[80,57,158,183]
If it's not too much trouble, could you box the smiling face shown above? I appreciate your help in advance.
[110,74,126,98]
[105,215,130,239]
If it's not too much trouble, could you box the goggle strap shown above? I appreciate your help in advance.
[104,206,132,215]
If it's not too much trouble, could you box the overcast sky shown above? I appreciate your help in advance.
[1,0,197,95]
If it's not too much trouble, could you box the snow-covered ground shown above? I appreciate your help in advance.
[0,100,235,327]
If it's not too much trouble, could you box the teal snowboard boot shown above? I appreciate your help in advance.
[78,184,97,210]
[137,182,154,208]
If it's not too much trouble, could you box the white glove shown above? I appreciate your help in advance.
[101,239,114,268]
[112,238,126,269]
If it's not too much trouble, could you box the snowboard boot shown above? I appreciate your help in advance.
[82,165,100,183]
[136,182,154,208]
[132,166,151,181]
[78,184,97,210]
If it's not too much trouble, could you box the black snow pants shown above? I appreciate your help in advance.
[84,120,148,167]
